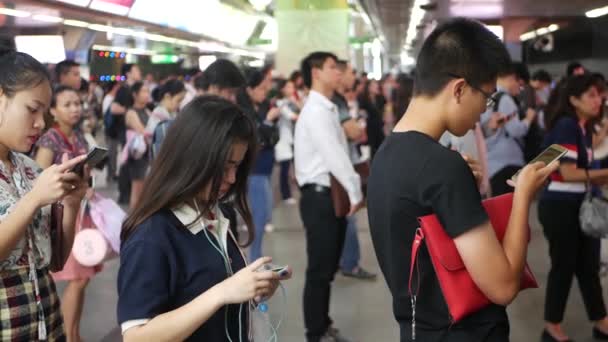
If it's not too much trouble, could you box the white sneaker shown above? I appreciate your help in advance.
[284,198,297,205]
[264,224,275,233]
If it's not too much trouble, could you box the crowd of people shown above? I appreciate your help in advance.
[2,15,608,342]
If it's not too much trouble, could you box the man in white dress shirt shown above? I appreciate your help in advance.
[295,52,364,342]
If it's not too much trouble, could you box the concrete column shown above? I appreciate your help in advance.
[275,0,350,75]
[501,18,536,62]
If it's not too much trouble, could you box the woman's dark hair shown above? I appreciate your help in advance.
[121,96,258,245]
[152,79,185,103]
[289,70,301,84]
[51,85,79,108]
[0,47,51,98]
[194,59,245,91]
[275,79,289,100]
[79,78,89,92]
[114,85,134,108]
[545,74,599,130]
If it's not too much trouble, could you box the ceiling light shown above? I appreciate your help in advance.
[0,8,31,17]
[249,0,272,11]
[32,14,63,23]
[63,19,89,27]
[586,5,608,18]
[519,24,559,41]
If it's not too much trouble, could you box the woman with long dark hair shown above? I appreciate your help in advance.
[0,49,88,340]
[237,68,280,261]
[539,74,608,342]
[34,85,100,342]
[358,79,386,158]
[117,96,289,341]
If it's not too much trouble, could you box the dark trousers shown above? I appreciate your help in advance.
[299,186,347,342]
[538,199,607,323]
[279,160,292,200]
[490,165,520,196]
[117,164,131,205]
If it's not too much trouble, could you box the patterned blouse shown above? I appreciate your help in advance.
[35,127,89,165]
[0,152,51,270]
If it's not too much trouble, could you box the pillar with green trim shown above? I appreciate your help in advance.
[275,0,350,76]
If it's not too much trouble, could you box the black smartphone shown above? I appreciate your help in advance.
[71,147,108,177]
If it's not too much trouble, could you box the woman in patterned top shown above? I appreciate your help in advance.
[0,49,88,341]
[34,85,100,342]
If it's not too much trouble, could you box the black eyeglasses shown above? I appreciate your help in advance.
[447,73,498,108]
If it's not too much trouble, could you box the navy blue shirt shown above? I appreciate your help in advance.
[541,116,595,202]
[117,207,248,341]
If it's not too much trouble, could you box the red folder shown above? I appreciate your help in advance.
[409,193,538,323]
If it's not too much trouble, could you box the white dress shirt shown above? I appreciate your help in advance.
[294,90,363,205]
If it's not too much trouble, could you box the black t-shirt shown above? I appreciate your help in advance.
[367,131,508,342]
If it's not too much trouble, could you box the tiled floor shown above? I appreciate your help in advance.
[60,185,608,342]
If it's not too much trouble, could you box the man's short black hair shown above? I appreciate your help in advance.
[497,63,517,78]
[55,59,79,81]
[121,63,136,77]
[300,51,338,89]
[194,59,245,91]
[414,17,511,97]
[532,69,552,84]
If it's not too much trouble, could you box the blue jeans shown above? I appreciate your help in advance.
[340,215,360,272]
[248,175,273,262]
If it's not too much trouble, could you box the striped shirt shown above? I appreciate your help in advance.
[542,116,594,201]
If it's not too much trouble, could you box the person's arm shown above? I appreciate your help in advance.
[342,119,364,141]
[34,147,55,169]
[0,156,86,262]
[111,102,126,115]
[424,153,556,306]
[501,97,531,138]
[453,162,557,305]
[307,106,362,206]
[119,238,277,342]
[125,110,147,135]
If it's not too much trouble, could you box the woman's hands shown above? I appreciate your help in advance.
[30,154,89,208]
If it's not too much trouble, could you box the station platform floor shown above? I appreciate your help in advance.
[63,183,608,342]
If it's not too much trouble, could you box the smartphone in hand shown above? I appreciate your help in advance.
[71,147,109,177]
[510,144,567,184]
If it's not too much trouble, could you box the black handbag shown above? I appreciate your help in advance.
[49,203,67,272]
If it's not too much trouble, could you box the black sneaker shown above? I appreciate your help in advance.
[342,266,377,280]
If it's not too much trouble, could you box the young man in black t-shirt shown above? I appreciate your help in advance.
[367,18,558,342]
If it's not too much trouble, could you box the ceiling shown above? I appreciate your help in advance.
[360,0,608,57]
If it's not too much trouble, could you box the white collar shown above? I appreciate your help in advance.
[308,90,337,111]
[171,203,227,235]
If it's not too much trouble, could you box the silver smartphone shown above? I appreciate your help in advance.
[510,144,567,183]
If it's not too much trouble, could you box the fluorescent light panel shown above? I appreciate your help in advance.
[32,14,64,23]
[0,8,31,17]
[586,5,608,18]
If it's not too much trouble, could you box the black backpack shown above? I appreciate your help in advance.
[493,92,545,162]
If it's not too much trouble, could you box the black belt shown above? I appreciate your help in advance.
[300,183,330,194]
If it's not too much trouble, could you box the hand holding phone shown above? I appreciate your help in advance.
[71,147,108,177]
[508,144,566,188]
